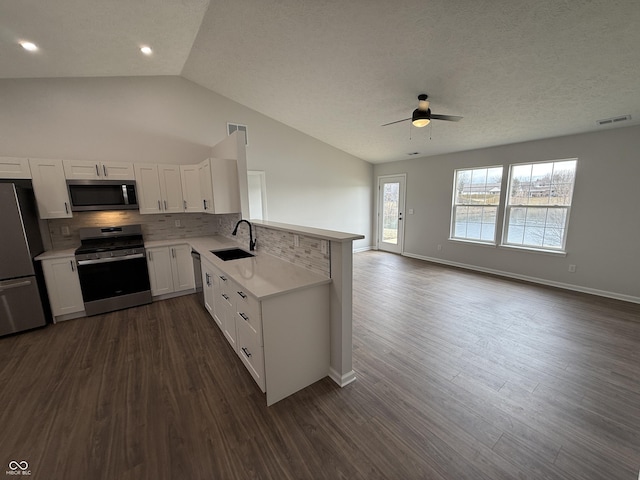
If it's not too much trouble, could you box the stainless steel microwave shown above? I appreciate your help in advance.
[66,180,138,211]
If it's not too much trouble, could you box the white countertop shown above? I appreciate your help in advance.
[186,236,331,300]
[250,220,365,242]
[35,247,77,260]
[37,236,331,301]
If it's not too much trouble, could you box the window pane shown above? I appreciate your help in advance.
[452,166,503,243]
[504,160,576,251]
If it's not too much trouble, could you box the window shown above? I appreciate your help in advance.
[451,166,503,243]
[503,159,577,251]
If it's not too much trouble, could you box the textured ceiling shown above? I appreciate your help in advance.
[2,0,640,163]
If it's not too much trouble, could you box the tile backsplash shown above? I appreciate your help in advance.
[47,211,330,277]
[47,211,240,249]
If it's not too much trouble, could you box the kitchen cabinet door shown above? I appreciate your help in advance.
[41,257,84,317]
[158,165,183,213]
[134,164,162,214]
[0,157,31,179]
[100,162,135,180]
[198,159,214,213]
[180,165,202,213]
[29,159,73,219]
[202,258,220,328]
[169,244,195,292]
[146,247,173,296]
[63,160,135,180]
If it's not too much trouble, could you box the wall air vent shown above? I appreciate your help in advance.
[407,152,420,156]
[227,123,248,145]
[597,115,632,126]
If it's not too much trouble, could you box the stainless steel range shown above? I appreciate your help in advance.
[75,224,151,316]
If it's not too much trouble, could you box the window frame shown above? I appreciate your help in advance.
[450,165,504,245]
[501,158,577,253]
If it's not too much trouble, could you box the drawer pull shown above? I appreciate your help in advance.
[221,293,229,300]
[219,275,227,282]
[205,273,211,286]
[239,312,249,322]
[241,347,252,358]
[237,291,247,299]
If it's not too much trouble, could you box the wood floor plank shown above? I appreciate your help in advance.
[1,250,640,479]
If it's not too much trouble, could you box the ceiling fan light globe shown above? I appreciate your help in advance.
[412,108,431,127]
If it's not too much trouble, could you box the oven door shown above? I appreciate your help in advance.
[76,254,151,316]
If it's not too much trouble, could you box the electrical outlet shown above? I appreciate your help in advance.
[568,264,576,273]
[320,240,328,255]
[293,234,299,247]
[174,220,181,227]
[437,244,442,251]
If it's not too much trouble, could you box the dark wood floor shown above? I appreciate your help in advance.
[1,251,639,479]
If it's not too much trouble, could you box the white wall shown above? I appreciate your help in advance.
[0,76,373,249]
[374,125,640,302]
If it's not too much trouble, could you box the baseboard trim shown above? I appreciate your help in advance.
[402,252,640,305]
[329,368,357,387]
[353,245,373,253]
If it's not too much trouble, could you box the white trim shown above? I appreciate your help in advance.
[498,243,567,257]
[353,245,373,253]
[329,367,356,387]
[402,252,640,305]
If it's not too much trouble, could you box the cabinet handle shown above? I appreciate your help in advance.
[164,200,167,210]
[203,199,207,210]
[219,275,227,282]
[103,165,107,177]
[171,247,175,258]
[241,347,252,358]
[157,200,161,210]
[221,293,229,300]
[205,273,211,286]
[70,259,75,271]
[64,202,69,214]
[237,291,247,299]
[95,164,100,176]
[184,200,187,210]
[239,312,249,322]
[148,251,152,261]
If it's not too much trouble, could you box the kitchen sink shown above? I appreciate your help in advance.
[211,248,255,261]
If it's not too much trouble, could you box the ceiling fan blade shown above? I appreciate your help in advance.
[430,114,463,122]
[381,118,411,127]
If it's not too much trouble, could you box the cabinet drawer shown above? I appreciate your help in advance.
[235,290,262,340]
[236,316,265,392]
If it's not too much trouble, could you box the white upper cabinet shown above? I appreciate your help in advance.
[199,158,241,214]
[0,157,31,179]
[158,165,183,213]
[29,159,72,219]
[63,159,135,180]
[134,163,184,214]
[180,165,203,213]
[198,159,214,213]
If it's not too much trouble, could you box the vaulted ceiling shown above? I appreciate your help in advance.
[2,0,639,163]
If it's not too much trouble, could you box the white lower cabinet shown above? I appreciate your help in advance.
[40,256,84,319]
[147,244,195,297]
[201,259,330,405]
[201,258,219,328]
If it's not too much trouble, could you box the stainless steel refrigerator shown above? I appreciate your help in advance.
[0,182,49,336]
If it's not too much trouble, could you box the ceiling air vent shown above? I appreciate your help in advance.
[227,123,248,145]
[596,115,632,126]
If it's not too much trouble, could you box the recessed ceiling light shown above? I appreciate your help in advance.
[20,41,38,52]
[140,46,152,55]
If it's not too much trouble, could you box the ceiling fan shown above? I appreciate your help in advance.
[382,94,463,127]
